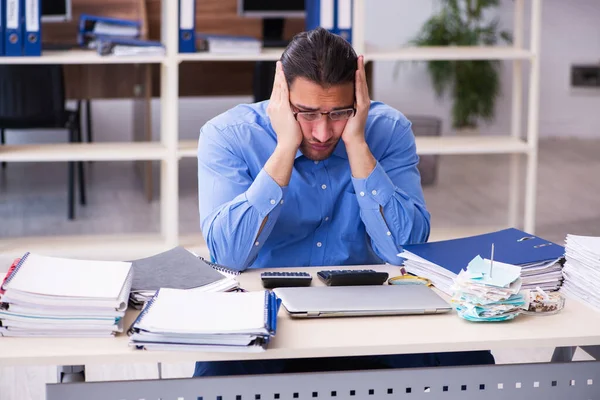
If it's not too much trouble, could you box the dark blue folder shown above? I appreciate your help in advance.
[400,228,565,275]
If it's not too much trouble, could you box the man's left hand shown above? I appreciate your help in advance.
[342,55,370,148]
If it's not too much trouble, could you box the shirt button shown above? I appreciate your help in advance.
[314,161,319,165]
[270,199,276,205]
[324,217,329,221]
[316,242,322,247]
[280,199,284,205]
[372,190,378,195]
[254,241,260,246]
[321,184,327,190]
[386,231,392,236]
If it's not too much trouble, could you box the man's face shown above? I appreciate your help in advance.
[289,77,355,161]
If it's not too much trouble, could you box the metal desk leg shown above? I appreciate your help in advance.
[57,365,86,383]
[551,347,575,362]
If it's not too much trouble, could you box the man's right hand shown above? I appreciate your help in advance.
[266,61,303,153]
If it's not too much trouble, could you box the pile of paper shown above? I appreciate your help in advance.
[397,228,565,296]
[128,247,239,309]
[128,289,281,352]
[561,235,600,310]
[451,256,525,322]
[0,253,132,337]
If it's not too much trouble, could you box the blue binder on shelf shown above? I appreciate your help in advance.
[4,0,22,56]
[22,0,41,56]
[77,14,141,47]
[178,0,195,53]
[400,228,565,275]
[305,0,352,44]
[0,0,5,56]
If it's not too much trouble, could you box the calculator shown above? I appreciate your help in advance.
[261,271,313,289]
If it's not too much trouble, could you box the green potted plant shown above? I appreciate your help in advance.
[409,0,512,134]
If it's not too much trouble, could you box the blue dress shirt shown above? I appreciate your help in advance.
[197,100,431,271]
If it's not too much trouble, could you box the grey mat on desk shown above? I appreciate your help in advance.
[129,246,225,291]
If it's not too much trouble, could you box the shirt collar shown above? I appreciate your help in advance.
[294,140,349,160]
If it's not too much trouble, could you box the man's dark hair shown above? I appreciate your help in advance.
[281,27,358,88]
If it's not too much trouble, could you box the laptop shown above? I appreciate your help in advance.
[273,285,452,318]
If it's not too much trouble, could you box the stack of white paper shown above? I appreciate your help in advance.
[451,256,526,322]
[128,289,280,352]
[0,252,132,337]
[561,235,600,310]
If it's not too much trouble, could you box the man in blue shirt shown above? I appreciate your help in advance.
[195,27,493,376]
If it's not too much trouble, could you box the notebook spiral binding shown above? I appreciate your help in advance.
[198,256,241,276]
[127,288,161,336]
[1,252,31,290]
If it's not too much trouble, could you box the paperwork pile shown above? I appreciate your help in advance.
[128,289,281,352]
[451,255,525,322]
[0,253,132,337]
[398,228,565,296]
[561,235,600,310]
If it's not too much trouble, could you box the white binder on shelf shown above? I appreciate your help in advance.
[178,0,195,53]
[22,0,40,56]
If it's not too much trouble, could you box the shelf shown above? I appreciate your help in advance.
[364,46,533,61]
[415,136,530,155]
[0,50,166,65]
[177,48,285,62]
[179,136,529,159]
[0,142,168,162]
[0,227,504,263]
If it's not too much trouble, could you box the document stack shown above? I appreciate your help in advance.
[398,228,565,296]
[0,252,133,337]
[561,234,600,310]
[128,289,281,352]
[128,246,239,309]
[451,255,525,322]
[196,33,262,54]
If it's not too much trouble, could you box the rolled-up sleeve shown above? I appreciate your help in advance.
[197,123,285,271]
[351,120,431,264]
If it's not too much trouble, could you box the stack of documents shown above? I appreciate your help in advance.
[196,33,262,54]
[128,246,239,309]
[128,289,281,352]
[0,252,132,337]
[561,234,600,310]
[398,228,565,296]
[451,255,525,322]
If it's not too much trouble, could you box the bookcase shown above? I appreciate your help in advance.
[0,0,542,261]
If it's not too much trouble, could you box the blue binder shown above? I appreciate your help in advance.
[336,0,353,44]
[178,0,195,53]
[77,14,141,47]
[22,0,40,56]
[400,228,565,275]
[4,0,22,56]
[305,0,352,44]
[0,0,4,56]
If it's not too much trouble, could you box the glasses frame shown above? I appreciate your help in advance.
[292,107,357,122]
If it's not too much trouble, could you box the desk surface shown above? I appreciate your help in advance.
[1,263,600,367]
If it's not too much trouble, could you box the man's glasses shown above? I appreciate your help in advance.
[292,107,356,122]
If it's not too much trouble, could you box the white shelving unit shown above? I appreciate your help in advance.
[0,0,542,261]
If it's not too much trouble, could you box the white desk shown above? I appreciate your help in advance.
[1,264,599,399]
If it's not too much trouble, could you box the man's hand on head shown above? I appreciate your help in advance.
[266,61,303,154]
[341,55,370,149]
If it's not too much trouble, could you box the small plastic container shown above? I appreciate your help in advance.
[522,289,565,315]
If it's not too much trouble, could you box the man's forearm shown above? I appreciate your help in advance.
[345,139,376,179]
[263,144,297,187]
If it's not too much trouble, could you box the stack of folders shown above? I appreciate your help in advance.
[398,228,565,296]
[196,33,262,54]
[0,252,133,337]
[561,235,600,310]
[128,289,281,352]
[128,246,239,309]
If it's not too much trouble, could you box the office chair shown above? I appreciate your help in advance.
[0,65,86,220]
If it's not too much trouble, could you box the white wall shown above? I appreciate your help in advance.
[5,0,600,145]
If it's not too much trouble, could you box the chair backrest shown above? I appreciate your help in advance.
[0,65,67,128]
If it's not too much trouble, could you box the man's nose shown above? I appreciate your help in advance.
[312,118,333,143]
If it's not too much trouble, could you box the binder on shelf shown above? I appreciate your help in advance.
[22,0,40,56]
[178,0,195,53]
[4,0,22,56]
[0,0,5,55]
[305,0,353,44]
